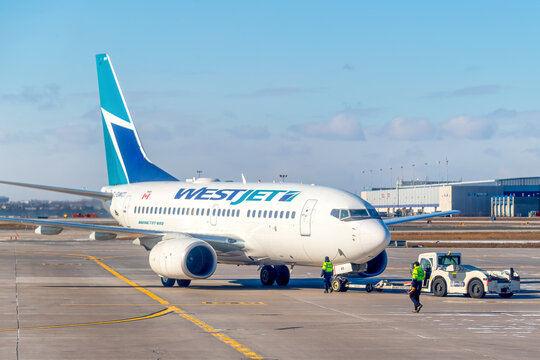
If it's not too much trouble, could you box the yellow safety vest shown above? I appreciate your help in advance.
[412,265,425,281]
[322,261,333,272]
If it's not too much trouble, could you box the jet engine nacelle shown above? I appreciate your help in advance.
[149,236,217,280]
[358,250,387,277]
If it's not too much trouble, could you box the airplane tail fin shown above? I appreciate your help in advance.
[95,54,177,185]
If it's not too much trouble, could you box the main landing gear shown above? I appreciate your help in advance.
[260,265,290,286]
[160,277,191,288]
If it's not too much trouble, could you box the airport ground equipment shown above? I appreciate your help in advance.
[332,278,411,293]
[418,252,519,298]
[332,251,519,298]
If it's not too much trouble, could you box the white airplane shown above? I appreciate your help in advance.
[0,54,459,288]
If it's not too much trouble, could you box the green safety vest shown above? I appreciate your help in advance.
[322,261,333,272]
[412,265,425,280]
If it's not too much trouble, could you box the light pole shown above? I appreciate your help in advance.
[389,167,393,188]
[412,164,416,186]
[196,170,203,178]
[279,174,287,183]
[361,170,366,190]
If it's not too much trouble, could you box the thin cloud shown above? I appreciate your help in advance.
[385,117,434,140]
[226,125,270,139]
[49,123,100,145]
[439,115,496,139]
[1,84,61,109]
[342,64,355,71]
[228,87,306,98]
[427,85,499,99]
[289,114,365,141]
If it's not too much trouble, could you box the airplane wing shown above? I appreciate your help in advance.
[0,216,245,253]
[0,180,112,200]
[382,210,460,225]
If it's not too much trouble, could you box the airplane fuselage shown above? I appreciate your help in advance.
[104,179,391,267]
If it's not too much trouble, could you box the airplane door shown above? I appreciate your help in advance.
[210,204,219,226]
[300,199,317,236]
[122,195,132,226]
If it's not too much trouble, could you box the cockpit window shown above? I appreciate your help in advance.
[331,208,381,221]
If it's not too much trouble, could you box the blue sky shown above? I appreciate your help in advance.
[1,1,540,200]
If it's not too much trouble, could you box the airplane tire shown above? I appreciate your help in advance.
[161,277,176,287]
[432,277,447,297]
[260,265,276,286]
[177,279,191,287]
[275,265,290,286]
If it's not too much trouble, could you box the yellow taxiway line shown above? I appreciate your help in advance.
[3,250,264,360]
[0,308,173,332]
[88,255,264,359]
[61,302,266,306]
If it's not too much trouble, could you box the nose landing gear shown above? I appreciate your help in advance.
[260,265,290,286]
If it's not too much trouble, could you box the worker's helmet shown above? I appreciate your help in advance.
[412,261,420,267]
[324,256,330,262]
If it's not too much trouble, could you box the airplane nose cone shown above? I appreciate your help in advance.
[359,219,391,256]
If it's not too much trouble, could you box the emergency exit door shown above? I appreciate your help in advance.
[300,199,317,236]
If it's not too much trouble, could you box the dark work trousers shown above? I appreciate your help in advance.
[409,288,421,309]
[323,272,332,292]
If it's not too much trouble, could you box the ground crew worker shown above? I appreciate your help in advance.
[409,261,425,312]
[321,256,333,293]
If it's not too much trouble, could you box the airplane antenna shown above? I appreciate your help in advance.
[241,173,247,185]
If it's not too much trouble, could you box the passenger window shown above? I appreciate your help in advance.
[274,211,278,218]
[263,210,267,218]
[268,210,273,218]
[217,209,221,216]
[292,211,296,219]
[227,209,230,217]
[196,208,199,216]
[286,211,290,219]
[247,210,251,217]
[212,208,216,216]
[181,208,185,215]
[258,210,262,218]
[280,211,284,218]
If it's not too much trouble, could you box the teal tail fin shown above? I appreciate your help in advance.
[95,54,177,185]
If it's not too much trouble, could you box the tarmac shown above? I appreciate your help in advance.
[1,229,540,359]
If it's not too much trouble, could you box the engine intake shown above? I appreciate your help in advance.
[149,236,217,279]
[358,250,387,277]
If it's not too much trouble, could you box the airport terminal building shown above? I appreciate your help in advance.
[361,177,540,217]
